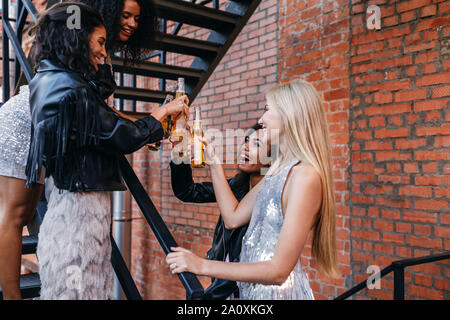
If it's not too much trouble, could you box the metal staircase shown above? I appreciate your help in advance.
[112,0,262,105]
[0,0,262,299]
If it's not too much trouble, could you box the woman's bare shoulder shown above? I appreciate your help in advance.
[288,162,322,192]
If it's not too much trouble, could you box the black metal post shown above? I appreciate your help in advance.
[158,18,167,93]
[14,0,24,88]
[2,0,11,102]
[393,262,405,300]
[110,234,143,300]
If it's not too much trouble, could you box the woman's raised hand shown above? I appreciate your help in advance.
[199,136,221,165]
[151,94,189,123]
[164,94,190,118]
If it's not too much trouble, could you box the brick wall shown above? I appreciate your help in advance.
[277,0,352,299]
[349,0,449,299]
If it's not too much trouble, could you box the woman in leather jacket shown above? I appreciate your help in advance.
[24,2,188,299]
[170,123,270,299]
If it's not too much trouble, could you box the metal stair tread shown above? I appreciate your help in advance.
[0,272,41,300]
[22,235,38,255]
[153,32,221,57]
[153,0,240,31]
[114,86,172,103]
[111,57,204,79]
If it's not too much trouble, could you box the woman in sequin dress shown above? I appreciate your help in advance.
[167,80,340,299]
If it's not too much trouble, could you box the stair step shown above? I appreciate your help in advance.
[154,0,239,31]
[153,32,221,58]
[114,86,171,103]
[22,235,38,255]
[111,57,204,80]
[0,272,40,300]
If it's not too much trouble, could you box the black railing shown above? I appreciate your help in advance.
[1,0,204,300]
[335,251,450,300]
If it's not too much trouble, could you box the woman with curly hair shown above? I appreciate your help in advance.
[24,2,187,299]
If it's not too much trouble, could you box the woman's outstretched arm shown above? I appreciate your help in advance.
[202,139,262,229]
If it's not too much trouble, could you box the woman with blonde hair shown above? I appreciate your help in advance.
[166,79,339,299]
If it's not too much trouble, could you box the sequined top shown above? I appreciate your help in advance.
[0,85,31,180]
[237,159,315,300]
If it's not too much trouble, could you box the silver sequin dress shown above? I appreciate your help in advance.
[237,159,315,300]
[0,85,32,181]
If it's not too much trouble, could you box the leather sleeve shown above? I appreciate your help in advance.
[97,106,164,154]
[73,86,163,154]
[169,161,217,203]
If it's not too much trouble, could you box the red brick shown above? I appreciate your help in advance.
[365,103,411,116]
[421,4,437,17]
[434,226,450,238]
[399,186,433,198]
[414,150,449,161]
[374,220,394,232]
[414,199,448,210]
[365,140,393,150]
[416,16,450,32]
[406,236,443,250]
[374,92,393,104]
[416,72,450,86]
[382,233,405,245]
[369,116,386,127]
[422,162,438,173]
[376,197,411,208]
[441,1,450,14]
[415,175,448,186]
[405,41,435,53]
[395,89,427,102]
[398,0,431,13]
[403,210,438,223]
[375,128,409,138]
[401,10,417,23]
[414,99,449,112]
[431,85,450,98]
[352,230,380,241]
[396,222,412,233]
[395,138,427,149]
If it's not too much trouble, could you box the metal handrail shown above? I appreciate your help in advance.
[335,251,450,300]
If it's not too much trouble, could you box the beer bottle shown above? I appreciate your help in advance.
[147,93,174,151]
[191,106,206,168]
[171,77,187,142]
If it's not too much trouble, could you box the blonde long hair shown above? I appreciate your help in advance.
[266,79,340,278]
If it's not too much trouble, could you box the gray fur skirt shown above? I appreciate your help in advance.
[37,184,114,299]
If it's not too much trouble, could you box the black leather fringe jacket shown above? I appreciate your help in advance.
[25,59,163,192]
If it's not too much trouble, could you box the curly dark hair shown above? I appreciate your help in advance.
[30,2,105,80]
[74,0,158,64]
